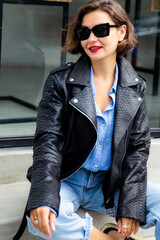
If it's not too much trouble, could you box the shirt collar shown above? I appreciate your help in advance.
[112,62,118,93]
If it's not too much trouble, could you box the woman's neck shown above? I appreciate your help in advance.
[91,57,116,83]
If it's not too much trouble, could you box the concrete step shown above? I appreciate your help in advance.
[0,181,37,240]
[0,147,33,184]
[0,139,159,239]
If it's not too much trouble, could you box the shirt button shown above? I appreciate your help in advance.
[102,124,105,127]
[70,78,74,82]
[95,165,98,167]
[73,98,78,103]
[135,78,139,82]
[98,144,101,147]
[138,97,142,101]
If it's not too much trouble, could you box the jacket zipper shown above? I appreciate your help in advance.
[62,102,98,180]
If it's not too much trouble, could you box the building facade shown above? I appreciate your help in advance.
[0,0,159,147]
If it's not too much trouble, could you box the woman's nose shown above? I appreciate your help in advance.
[88,31,97,41]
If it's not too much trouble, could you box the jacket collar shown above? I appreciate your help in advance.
[66,54,91,87]
[117,57,140,87]
[66,54,140,88]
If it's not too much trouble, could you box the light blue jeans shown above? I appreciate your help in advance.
[27,168,160,240]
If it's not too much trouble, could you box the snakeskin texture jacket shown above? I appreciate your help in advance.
[27,54,150,225]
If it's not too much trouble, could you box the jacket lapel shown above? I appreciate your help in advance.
[66,54,97,129]
[113,57,143,150]
[69,86,97,129]
[113,85,142,149]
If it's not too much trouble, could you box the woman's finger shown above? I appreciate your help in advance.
[30,210,41,233]
[49,211,56,232]
[127,220,136,238]
[38,213,51,238]
[119,218,131,239]
[117,218,122,234]
[134,221,140,235]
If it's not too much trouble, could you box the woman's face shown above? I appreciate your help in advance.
[80,10,126,63]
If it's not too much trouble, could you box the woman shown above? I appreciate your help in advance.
[26,0,160,240]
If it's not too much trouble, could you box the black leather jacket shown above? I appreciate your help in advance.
[27,54,150,224]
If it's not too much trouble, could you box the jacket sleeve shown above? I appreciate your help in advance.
[27,72,66,215]
[116,81,151,225]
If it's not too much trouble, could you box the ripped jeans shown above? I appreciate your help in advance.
[27,168,160,240]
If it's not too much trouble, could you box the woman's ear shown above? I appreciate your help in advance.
[118,24,127,42]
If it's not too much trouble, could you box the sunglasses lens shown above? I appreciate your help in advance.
[76,27,90,40]
[93,24,109,37]
[75,23,111,40]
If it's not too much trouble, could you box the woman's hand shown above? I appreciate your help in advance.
[30,206,56,239]
[117,217,140,240]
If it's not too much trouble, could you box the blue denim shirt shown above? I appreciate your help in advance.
[82,63,118,172]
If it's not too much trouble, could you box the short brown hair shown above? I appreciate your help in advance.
[62,0,138,57]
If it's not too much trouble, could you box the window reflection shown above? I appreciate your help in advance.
[0,3,62,139]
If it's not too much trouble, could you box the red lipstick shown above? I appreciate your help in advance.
[89,46,102,53]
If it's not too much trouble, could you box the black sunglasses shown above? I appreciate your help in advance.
[74,23,120,41]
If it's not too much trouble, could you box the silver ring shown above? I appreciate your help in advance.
[122,225,128,229]
[33,217,38,224]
